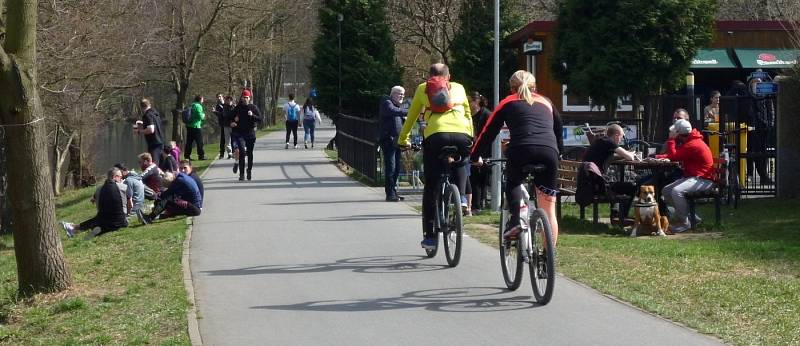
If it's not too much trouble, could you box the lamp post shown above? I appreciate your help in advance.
[490,0,501,211]
[337,13,343,113]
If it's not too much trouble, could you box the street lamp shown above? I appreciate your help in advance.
[337,13,343,113]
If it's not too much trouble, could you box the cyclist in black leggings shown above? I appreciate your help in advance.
[471,70,563,245]
[398,63,474,250]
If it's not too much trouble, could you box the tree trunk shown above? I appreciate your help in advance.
[0,130,11,235]
[51,126,76,196]
[0,0,71,295]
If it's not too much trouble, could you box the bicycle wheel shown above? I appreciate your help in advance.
[529,208,555,304]
[499,207,523,290]
[443,183,463,267]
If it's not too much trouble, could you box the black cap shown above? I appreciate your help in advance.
[113,163,128,171]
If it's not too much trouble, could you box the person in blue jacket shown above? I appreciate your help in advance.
[378,86,408,201]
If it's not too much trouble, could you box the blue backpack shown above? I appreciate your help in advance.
[286,104,298,121]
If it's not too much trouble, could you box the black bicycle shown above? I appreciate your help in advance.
[411,144,464,267]
[485,158,555,304]
[701,129,743,208]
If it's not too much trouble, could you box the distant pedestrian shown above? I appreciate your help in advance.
[284,93,301,149]
[134,98,164,161]
[214,93,233,159]
[469,92,491,212]
[378,86,407,202]
[184,95,206,161]
[230,89,263,180]
[302,98,322,149]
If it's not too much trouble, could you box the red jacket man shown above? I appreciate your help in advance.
[655,119,714,233]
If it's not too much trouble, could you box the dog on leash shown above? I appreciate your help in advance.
[631,185,669,237]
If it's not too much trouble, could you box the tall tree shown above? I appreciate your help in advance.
[0,0,71,295]
[311,0,402,116]
[551,0,716,117]
[450,0,525,98]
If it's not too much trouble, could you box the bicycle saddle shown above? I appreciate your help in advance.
[438,146,460,160]
[521,164,547,174]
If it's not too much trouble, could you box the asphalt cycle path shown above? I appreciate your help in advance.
[190,121,722,345]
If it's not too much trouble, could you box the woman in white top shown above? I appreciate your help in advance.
[703,90,720,124]
[301,98,323,148]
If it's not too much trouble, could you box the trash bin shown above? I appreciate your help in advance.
[706,122,748,185]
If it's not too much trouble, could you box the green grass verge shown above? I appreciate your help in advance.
[0,126,281,344]
[462,199,800,345]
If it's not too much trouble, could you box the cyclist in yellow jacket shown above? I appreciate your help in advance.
[398,63,473,249]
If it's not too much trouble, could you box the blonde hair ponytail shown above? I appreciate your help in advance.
[509,70,536,105]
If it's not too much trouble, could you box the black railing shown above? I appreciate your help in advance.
[335,113,379,183]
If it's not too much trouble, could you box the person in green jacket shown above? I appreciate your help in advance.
[185,95,206,160]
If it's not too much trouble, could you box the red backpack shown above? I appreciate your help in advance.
[425,76,454,113]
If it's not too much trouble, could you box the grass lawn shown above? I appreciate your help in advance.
[463,199,800,345]
[0,126,280,344]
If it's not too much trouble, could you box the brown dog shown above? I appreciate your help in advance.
[630,185,670,237]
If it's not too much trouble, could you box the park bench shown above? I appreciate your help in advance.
[557,159,630,225]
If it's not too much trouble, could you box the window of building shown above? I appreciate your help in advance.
[562,85,632,112]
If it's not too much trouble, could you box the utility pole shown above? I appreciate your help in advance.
[490,0,501,211]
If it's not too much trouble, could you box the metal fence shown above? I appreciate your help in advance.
[643,94,776,196]
[335,113,379,183]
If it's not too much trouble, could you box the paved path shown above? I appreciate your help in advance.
[190,122,722,345]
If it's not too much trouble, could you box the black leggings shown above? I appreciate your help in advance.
[505,145,559,226]
[238,136,256,175]
[422,132,471,237]
[285,120,299,145]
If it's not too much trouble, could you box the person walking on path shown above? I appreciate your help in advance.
[134,98,164,162]
[398,63,473,249]
[214,93,233,159]
[379,86,408,202]
[230,89,263,180]
[284,93,301,149]
[301,98,322,149]
[185,95,207,161]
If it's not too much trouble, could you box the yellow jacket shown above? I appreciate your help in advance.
[397,81,473,146]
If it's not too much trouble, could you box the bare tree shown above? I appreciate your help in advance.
[0,0,71,295]
[389,0,462,65]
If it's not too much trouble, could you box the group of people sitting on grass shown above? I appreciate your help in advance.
[61,153,204,239]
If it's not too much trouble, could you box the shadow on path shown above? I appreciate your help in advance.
[202,255,448,276]
[252,287,539,313]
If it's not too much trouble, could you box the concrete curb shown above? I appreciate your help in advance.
[182,157,219,346]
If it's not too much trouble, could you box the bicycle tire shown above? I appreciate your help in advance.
[443,183,463,267]
[529,208,555,305]
[499,207,523,290]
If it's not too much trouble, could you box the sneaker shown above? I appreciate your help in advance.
[227,154,233,159]
[420,237,438,249]
[462,206,472,217]
[503,225,522,240]
[61,221,76,238]
[294,144,298,149]
[233,163,238,174]
[239,175,245,181]
[285,142,289,149]
[136,210,148,225]
[218,154,224,159]
[304,141,308,149]
[311,142,314,148]
[669,222,691,234]
[247,172,252,181]
[84,227,102,240]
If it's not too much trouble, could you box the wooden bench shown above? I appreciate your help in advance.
[556,160,579,221]
[685,158,725,228]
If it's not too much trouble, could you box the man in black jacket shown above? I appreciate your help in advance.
[135,98,164,161]
[378,86,408,201]
[230,89,263,180]
[61,168,132,239]
[214,93,233,159]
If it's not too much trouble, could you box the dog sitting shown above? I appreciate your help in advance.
[630,185,669,237]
